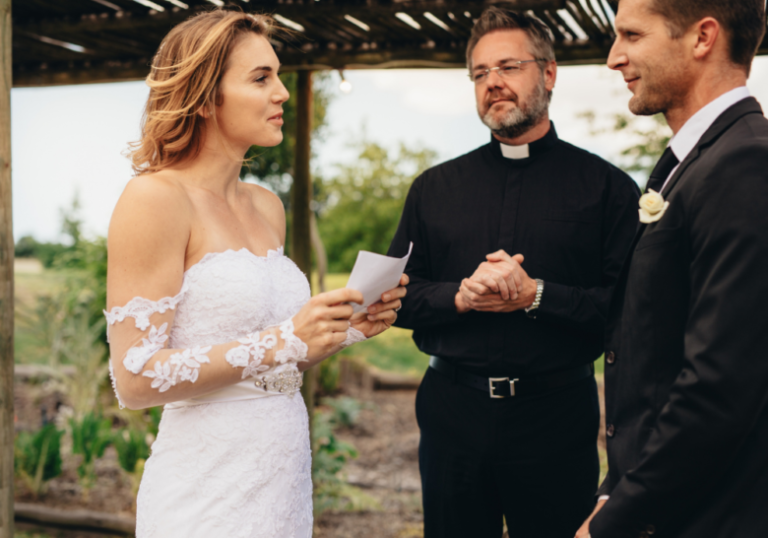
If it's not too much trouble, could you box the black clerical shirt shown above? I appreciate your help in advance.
[387,124,640,377]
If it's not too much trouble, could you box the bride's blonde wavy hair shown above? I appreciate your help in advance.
[129,10,273,175]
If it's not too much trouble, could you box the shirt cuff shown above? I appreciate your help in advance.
[534,279,561,315]
[597,495,610,501]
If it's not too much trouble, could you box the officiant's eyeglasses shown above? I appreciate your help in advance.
[469,60,547,83]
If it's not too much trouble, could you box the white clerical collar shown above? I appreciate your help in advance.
[500,143,530,159]
[669,86,751,164]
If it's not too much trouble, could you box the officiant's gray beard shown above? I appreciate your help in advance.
[481,81,550,139]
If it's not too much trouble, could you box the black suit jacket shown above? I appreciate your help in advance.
[591,97,768,538]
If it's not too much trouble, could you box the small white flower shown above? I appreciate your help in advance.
[226,346,251,368]
[639,189,670,224]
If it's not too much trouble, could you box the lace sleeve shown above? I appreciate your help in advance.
[104,289,308,410]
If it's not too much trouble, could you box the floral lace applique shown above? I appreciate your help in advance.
[103,284,188,334]
[340,327,367,348]
[274,319,309,365]
[225,331,278,379]
[124,323,169,374]
[143,345,212,393]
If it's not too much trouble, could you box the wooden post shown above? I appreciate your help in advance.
[291,70,316,442]
[0,1,14,536]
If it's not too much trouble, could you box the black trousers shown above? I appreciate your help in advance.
[416,366,600,538]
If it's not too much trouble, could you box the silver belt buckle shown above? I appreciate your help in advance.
[488,377,519,398]
[489,377,509,398]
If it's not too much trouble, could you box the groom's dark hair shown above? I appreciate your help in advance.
[647,0,766,75]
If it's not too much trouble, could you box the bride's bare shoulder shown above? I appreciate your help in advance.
[242,181,286,228]
[111,171,193,231]
[108,171,192,289]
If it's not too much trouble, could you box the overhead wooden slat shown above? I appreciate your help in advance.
[565,0,604,43]
[9,0,768,86]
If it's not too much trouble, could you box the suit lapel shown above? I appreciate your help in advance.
[661,97,764,199]
[608,97,764,329]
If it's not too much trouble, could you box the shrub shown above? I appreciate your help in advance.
[14,424,64,497]
[69,412,112,495]
[312,397,379,514]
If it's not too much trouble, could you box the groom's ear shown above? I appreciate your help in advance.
[690,17,721,62]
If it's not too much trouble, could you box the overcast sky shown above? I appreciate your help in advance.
[11,58,768,243]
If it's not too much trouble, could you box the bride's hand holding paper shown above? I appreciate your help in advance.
[350,273,409,338]
[345,243,412,338]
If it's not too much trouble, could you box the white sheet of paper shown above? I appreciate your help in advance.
[345,242,413,313]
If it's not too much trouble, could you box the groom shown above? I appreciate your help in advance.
[579,1,768,537]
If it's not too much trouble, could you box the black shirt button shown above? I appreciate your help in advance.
[647,525,656,535]
[606,351,616,364]
[606,424,616,437]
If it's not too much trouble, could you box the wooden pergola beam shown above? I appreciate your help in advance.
[0,2,14,537]
[292,70,317,439]
[10,39,630,87]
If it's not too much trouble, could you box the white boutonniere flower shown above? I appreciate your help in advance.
[638,189,670,224]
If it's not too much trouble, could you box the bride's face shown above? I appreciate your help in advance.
[213,33,289,151]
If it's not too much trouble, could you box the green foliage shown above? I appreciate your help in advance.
[318,354,341,394]
[17,278,109,415]
[69,412,112,491]
[312,397,380,514]
[147,406,162,438]
[338,326,430,376]
[14,235,67,268]
[579,111,672,181]
[240,72,333,205]
[321,396,364,429]
[317,140,437,273]
[113,428,150,475]
[14,424,64,497]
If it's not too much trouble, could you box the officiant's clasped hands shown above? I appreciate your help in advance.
[456,250,536,313]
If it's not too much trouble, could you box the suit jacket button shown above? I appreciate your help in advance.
[606,424,615,437]
[647,525,656,535]
[606,351,616,364]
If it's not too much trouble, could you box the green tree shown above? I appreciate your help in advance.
[580,111,672,184]
[317,139,437,273]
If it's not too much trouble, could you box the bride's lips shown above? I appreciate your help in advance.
[268,112,284,125]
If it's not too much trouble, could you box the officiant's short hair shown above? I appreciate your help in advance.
[466,7,555,70]
[647,0,766,75]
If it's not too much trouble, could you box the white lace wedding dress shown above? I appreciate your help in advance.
[103,248,364,537]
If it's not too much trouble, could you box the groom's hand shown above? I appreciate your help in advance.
[575,498,607,538]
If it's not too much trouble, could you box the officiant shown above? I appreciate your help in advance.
[386,7,640,538]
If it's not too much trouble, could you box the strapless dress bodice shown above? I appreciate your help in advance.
[164,247,310,408]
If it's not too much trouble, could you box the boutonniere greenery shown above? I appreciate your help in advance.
[638,189,670,224]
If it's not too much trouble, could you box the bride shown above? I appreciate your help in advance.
[103,9,407,538]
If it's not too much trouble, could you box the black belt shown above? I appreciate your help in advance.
[429,356,593,399]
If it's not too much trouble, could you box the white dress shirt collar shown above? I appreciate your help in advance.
[658,87,751,193]
[669,86,751,164]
